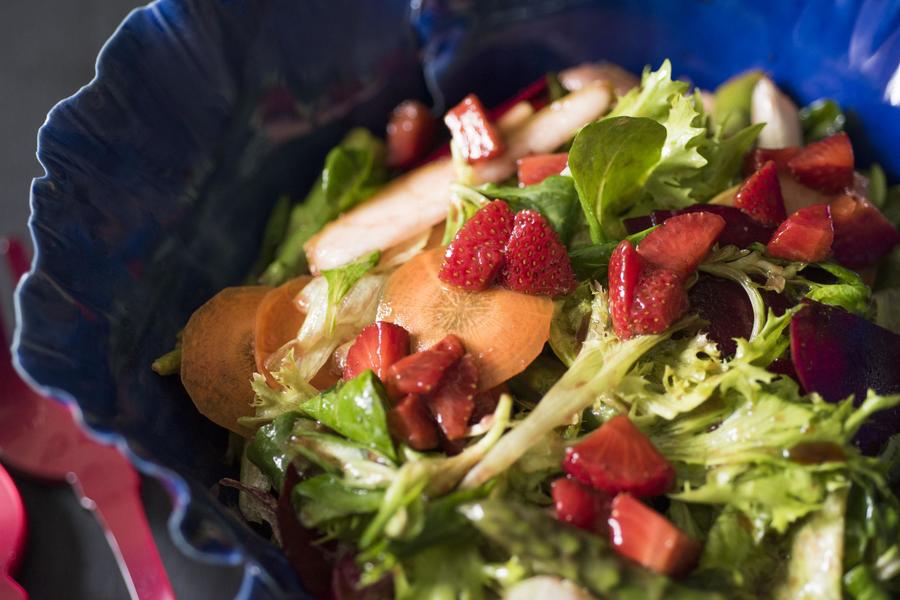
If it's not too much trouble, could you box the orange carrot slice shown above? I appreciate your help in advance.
[254,276,311,385]
[181,286,271,436]
[378,248,553,390]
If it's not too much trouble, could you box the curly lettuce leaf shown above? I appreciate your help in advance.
[609,59,690,121]
[644,92,709,206]
[322,250,380,333]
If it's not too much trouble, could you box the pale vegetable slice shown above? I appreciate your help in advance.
[304,157,455,273]
[377,249,553,390]
[751,76,802,149]
[181,286,271,436]
[559,62,639,96]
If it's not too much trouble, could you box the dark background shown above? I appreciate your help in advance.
[1,2,243,598]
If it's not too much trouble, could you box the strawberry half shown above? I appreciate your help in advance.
[388,394,439,450]
[608,240,641,340]
[387,100,437,170]
[444,93,505,163]
[787,132,854,193]
[734,161,786,226]
[767,204,834,262]
[743,146,801,175]
[829,194,900,270]
[563,415,675,496]
[608,493,701,576]
[425,354,478,440]
[386,334,464,397]
[440,201,515,291]
[628,268,689,337]
[343,322,410,381]
[551,477,612,532]
[502,209,577,296]
[517,153,569,186]
[636,212,726,280]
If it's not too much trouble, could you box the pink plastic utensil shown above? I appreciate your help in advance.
[0,463,26,600]
[0,238,175,600]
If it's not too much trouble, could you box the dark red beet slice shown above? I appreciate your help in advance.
[332,551,394,600]
[791,299,900,454]
[688,275,754,357]
[624,204,774,249]
[277,465,334,599]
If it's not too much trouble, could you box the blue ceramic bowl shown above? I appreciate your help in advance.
[14,0,900,597]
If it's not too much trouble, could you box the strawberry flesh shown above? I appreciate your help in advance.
[388,394,439,450]
[387,100,437,170]
[608,493,701,576]
[787,132,854,193]
[444,93,505,163]
[564,415,675,496]
[425,354,479,440]
[743,146,801,175]
[829,194,900,270]
[734,161,787,226]
[470,384,505,426]
[440,201,515,291]
[343,322,410,381]
[551,477,612,532]
[517,153,569,186]
[627,267,689,338]
[767,204,834,262]
[624,204,774,249]
[608,240,641,340]
[636,212,726,280]
[502,209,577,296]
[386,334,464,397]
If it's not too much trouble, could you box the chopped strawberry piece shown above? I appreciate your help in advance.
[636,212,726,280]
[829,194,900,270]
[444,94,505,163]
[564,415,675,496]
[388,394,439,450]
[608,240,641,340]
[386,334,464,397]
[425,354,479,440]
[734,161,787,226]
[608,493,701,576]
[440,201,515,291]
[628,268,689,337]
[624,205,775,249]
[743,146,801,175]
[502,209,577,296]
[343,322,410,381]
[787,132,854,193]
[387,100,437,170]
[470,384,505,425]
[767,204,834,262]
[551,477,612,532]
[516,153,569,186]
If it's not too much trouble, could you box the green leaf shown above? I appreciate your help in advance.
[645,92,709,206]
[292,473,385,527]
[481,175,582,244]
[568,226,656,281]
[803,262,870,315]
[246,411,304,490]
[688,123,764,201]
[873,289,900,334]
[322,250,380,333]
[693,507,779,593]
[300,370,396,461]
[610,59,690,121]
[799,99,846,143]
[868,164,887,209]
[569,116,666,241]
[442,184,490,244]
[394,539,488,600]
[711,70,763,137]
[842,474,900,596]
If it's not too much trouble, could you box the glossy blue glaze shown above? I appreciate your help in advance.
[14,0,900,596]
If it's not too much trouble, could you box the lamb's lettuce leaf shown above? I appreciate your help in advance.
[711,70,763,137]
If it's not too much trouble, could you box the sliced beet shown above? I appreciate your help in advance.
[689,275,754,357]
[791,299,900,454]
[624,204,774,248]
[332,551,394,600]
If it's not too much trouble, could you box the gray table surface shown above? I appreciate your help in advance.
[1,3,245,598]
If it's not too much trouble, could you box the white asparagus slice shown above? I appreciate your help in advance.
[751,76,803,149]
[471,82,612,184]
[305,83,612,273]
[559,62,639,96]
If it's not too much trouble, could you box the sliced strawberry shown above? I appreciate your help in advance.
[564,415,675,496]
[387,100,437,170]
[440,200,515,291]
[743,146,801,175]
[829,194,900,270]
[502,209,577,296]
[608,240,641,340]
[624,204,775,249]
[627,268,689,338]
[388,394,439,451]
[444,93,505,163]
[767,204,834,262]
[343,322,410,381]
[551,477,612,532]
[734,161,786,226]
[386,334,464,397]
[787,132,854,193]
[516,153,569,186]
[425,354,479,440]
[608,493,701,576]
[636,212,726,280]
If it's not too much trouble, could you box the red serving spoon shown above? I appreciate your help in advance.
[0,238,175,600]
[0,462,26,600]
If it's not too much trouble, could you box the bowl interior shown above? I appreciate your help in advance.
[15,0,900,596]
